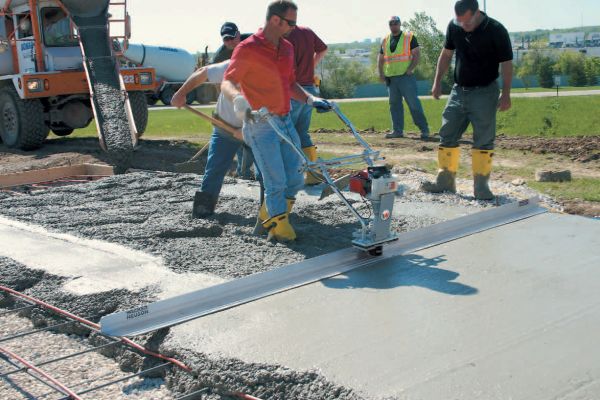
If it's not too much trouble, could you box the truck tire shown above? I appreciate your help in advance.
[186,92,195,105]
[146,94,158,106]
[159,86,175,106]
[0,86,49,150]
[52,128,74,137]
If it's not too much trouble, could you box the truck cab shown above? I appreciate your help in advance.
[0,0,155,150]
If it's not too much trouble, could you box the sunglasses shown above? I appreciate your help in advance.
[276,14,297,27]
[389,21,400,26]
[223,36,236,42]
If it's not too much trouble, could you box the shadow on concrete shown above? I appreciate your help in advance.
[322,253,478,296]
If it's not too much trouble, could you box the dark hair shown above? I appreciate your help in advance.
[266,0,298,21]
[455,0,479,15]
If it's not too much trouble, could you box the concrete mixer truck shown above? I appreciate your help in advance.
[0,0,155,158]
[122,43,218,105]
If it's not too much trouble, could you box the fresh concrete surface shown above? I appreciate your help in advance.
[164,212,600,399]
[0,216,224,297]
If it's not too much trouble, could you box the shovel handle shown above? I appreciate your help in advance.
[183,105,243,142]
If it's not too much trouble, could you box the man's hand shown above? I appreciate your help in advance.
[498,92,511,111]
[431,81,443,100]
[170,90,186,109]
[233,95,251,118]
[307,95,332,113]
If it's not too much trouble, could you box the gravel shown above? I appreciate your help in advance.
[0,169,558,398]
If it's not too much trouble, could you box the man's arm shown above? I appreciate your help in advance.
[377,52,385,82]
[498,60,513,111]
[221,79,241,101]
[313,48,327,69]
[406,47,420,75]
[431,48,454,99]
[171,67,209,108]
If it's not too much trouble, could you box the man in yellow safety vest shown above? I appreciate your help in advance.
[377,16,430,139]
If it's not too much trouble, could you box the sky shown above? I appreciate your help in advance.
[127,0,600,54]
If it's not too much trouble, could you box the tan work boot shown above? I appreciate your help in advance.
[302,145,323,185]
[472,149,494,200]
[262,213,297,242]
[253,201,269,235]
[420,147,460,193]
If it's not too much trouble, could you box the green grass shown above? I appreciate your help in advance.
[66,96,600,140]
[311,96,600,137]
[529,178,600,202]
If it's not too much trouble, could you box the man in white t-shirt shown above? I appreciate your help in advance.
[172,60,255,218]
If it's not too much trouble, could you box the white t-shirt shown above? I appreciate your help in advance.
[206,61,241,129]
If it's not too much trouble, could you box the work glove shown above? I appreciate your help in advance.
[306,95,332,113]
[233,94,251,119]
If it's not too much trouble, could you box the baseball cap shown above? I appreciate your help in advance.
[220,22,239,39]
[389,16,401,24]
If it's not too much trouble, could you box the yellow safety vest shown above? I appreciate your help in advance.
[382,32,413,77]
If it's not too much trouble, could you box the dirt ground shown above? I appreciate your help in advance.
[1,134,599,217]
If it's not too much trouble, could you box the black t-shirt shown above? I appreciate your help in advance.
[212,33,252,63]
[444,13,513,87]
[379,31,419,54]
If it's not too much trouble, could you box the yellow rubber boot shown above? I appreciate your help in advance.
[420,147,460,193]
[472,149,494,200]
[253,201,269,235]
[262,213,297,242]
[286,197,296,213]
[302,146,323,185]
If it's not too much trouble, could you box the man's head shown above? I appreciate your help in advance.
[220,22,241,50]
[266,0,297,36]
[454,0,481,32]
[388,16,401,35]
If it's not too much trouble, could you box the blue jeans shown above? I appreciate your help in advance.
[201,127,248,197]
[439,82,500,150]
[387,74,429,134]
[243,114,304,217]
[290,85,319,148]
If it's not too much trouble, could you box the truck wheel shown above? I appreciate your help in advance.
[0,86,49,150]
[128,91,148,137]
[52,128,74,137]
[186,92,196,105]
[146,94,158,106]
[159,87,175,106]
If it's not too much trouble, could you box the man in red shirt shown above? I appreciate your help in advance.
[286,26,328,185]
[221,0,331,243]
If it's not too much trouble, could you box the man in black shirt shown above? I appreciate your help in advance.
[212,22,252,64]
[377,16,430,139]
[422,0,513,200]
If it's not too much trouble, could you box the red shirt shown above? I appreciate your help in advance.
[286,26,327,85]
[224,29,296,116]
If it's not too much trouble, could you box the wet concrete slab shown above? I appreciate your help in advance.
[164,212,600,399]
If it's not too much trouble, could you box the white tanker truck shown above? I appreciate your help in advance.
[122,43,218,105]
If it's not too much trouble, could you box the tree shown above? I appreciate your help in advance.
[555,52,587,86]
[538,57,555,88]
[320,53,375,99]
[584,57,600,86]
[401,12,453,92]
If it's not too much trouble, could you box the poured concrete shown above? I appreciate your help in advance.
[165,212,600,399]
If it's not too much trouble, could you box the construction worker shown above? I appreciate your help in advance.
[171,60,253,218]
[421,0,513,200]
[221,0,332,242]
[378,16,430,139]
[286,25,328,185]
[212,22,255,180]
